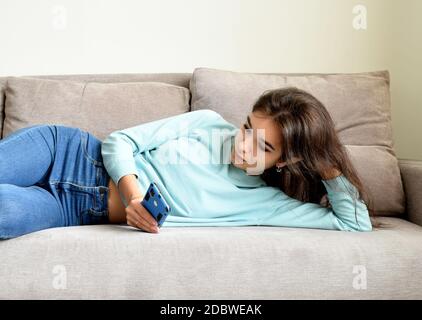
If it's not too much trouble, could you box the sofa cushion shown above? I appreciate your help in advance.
[190,67,404,217]
[3,77,191,141]
[0,217,421,299]
[24,73,192,88]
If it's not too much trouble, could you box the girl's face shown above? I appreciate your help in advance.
[230,111,283,174]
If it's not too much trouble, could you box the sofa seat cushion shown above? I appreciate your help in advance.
[1,217,421,299]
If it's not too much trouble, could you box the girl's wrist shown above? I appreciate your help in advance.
[129,194,144,201]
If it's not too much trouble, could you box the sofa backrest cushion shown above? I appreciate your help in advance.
[0,73,192,139]
[190,67,405,217]
[3,76,190,141]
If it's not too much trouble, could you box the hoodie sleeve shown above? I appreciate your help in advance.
[258,174,373,232]
[101,109,223,187]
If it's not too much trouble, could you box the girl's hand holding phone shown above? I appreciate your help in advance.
[125,195,159,233]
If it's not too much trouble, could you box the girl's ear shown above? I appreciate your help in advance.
[276,160,287,169]
[276,157,303,169]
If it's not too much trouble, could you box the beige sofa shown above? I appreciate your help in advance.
[0,67,421,299]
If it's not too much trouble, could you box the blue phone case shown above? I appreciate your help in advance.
[140,182,171,227]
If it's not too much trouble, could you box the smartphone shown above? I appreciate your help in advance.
[141,181,171,227]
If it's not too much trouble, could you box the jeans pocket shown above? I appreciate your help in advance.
[52,181,109,226]
[81,208,109,225]
[81,185,110,225]
[52,182,94,226]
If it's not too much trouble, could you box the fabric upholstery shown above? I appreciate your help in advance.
[399,159,422,227]
[0,217,421,299]
[0,73,192,140]
[3,77,191,141]
[25,73,192,88]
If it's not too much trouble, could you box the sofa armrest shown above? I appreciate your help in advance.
[398,159,422,227]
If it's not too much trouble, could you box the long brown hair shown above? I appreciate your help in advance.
[254,87,380,229]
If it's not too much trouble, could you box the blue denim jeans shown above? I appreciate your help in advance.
[0,124,111,240]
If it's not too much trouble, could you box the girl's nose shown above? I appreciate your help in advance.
[242,131,255,157]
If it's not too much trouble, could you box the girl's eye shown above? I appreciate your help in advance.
[243,124,270,152]
[259,144,270,153]
[261,145,270,153]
